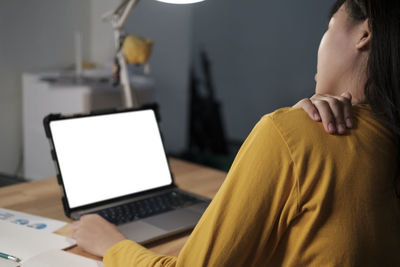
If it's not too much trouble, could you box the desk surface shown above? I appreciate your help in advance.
[0,158,227,260]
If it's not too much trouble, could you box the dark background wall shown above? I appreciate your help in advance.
[191,0,333,142]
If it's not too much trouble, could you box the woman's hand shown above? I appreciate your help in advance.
[72,214,127,257]
[293,92,353,135]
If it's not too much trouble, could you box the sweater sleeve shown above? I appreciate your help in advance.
[103,240,177,267]
[103,116,299,267]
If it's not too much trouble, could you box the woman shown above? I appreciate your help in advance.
[72,0,400,266]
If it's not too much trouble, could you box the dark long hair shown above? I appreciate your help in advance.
[331,0,400,194]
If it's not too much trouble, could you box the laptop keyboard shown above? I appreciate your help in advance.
[93,191,203,225]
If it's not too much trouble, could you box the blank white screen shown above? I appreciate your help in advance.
[50,110,173,209]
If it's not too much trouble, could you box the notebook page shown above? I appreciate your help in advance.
[21,250,104,267]
[0,221,75,262]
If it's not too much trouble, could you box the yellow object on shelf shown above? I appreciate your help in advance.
[82,61,97,69]
[122,35,153,65]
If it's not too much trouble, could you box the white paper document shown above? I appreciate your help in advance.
[21,250,104,267]
[0,220,76,262]
[0,258,19,267]
[0,208,67,232]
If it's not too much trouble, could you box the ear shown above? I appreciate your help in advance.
[356,20,371,51]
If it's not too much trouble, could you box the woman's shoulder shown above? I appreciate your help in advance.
[256,104,396,159]
[259,107,321,137]
[250,107,323,157]
[260,104,392,139]
[264,106,309,121]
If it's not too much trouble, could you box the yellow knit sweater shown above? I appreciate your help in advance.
[104,105,400,266]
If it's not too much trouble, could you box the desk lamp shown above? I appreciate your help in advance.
[103,0,205,108]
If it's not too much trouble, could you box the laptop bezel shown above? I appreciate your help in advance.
[43,104,178,218]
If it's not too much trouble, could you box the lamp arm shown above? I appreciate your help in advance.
[102,0,127,23]
[114,0,132,17]
[115,0,141,30]
[103,0,142,108]
[118,53,139,108]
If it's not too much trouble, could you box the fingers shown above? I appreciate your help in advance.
[297,92,354,135]
[72,214,127,257]
[311,99,337,134]
[71,215,98,235]
[80,214,103,222]
[293,98,321,121]
[324,97,346,134]
[341,91,352,100]
[341,92,353,128]
[71,221,78,230]
[320,94,353,133]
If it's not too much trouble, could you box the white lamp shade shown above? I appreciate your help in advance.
[155,0,205,4]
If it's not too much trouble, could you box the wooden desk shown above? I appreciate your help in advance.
[0,158,227,260]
